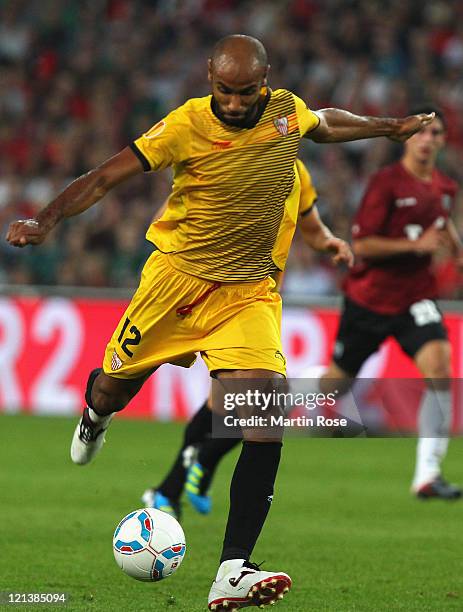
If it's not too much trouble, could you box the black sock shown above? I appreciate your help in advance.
[220,441,282,563]
[157,401,212,501]
[196,437,241,494]
[85,368,102,411]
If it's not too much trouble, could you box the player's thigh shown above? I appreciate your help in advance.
[211,368,285,443]
[103,251,200,379]
[331,298,388,378]
[414,340,452,381]
[201,277,285,375]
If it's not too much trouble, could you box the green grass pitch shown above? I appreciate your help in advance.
[0,414,462,611]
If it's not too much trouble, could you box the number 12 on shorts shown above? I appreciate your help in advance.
[117,317,142,357]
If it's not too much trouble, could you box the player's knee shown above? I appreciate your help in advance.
[424,364,451,378]
[417,352,451,383]
[421,360,452,391]
[415,341,451,383]
[422,363,452,390]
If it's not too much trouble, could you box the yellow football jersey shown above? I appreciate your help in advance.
[132,89,319,282]
[296,158,317,215]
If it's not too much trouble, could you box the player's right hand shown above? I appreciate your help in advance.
[388,113,435,143]
[414,226,445,255]
[6,219,48,247]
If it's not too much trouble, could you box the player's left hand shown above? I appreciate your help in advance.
[388,113,435,143]
[325,237,354,267]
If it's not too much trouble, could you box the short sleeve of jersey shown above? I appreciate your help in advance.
[295,159,317,215]
[293,94,320,137]
[352,170,394,239]
[131,107,190,172]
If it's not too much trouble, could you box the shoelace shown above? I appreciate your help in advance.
[243,561,265,571]
[79,410,101,443]
[79,420,95,443]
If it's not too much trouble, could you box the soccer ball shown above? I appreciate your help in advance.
[113,508,186,581]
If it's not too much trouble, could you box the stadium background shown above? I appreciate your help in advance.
[0,0,463,428]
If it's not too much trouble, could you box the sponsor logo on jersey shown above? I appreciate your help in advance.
[212,140,233,150]
[404,224,423,240]
[111,350,123,371]
[273,116,289,136]
[395,197,417,207]
[275,350,286,365]
[145,120,166,139]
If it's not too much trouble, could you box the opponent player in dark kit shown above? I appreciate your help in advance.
[6,35,435,610]
[321,107,462,500]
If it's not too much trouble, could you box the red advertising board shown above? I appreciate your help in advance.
[1,297,462,431]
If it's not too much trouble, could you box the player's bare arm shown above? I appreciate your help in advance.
[306,109,435,143]
[353,226,446,259]
[6,147,143,248]
[443,219,463,270]
[299,206,353,267]
[444,218,463,262]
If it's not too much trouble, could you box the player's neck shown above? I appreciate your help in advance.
[401,156,435,182]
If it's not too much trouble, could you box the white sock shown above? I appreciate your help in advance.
[412,389,451,489]
[216,559,246,581]
[88,407,113,427]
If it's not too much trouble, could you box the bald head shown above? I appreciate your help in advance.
[211,34,268,70]
[211,35,268,76]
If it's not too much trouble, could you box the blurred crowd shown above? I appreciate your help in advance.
[1,0,462,297]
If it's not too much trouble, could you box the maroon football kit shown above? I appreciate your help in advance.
[333,161,458,375]
[345,161,458,314]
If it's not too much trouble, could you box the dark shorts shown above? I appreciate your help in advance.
[333,297,448,376]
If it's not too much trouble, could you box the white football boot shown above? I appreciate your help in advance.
[70,407,112,465]
[208,559,291,610]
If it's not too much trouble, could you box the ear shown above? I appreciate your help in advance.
[262,64,270,86]
[207,58,213,83]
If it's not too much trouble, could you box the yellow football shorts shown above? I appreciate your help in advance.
[102,251,286,379]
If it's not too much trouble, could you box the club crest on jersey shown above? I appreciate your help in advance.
[441,194,452,210]
[273,116,289,136]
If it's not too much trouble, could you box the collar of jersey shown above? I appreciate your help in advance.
[210,88,272,130]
